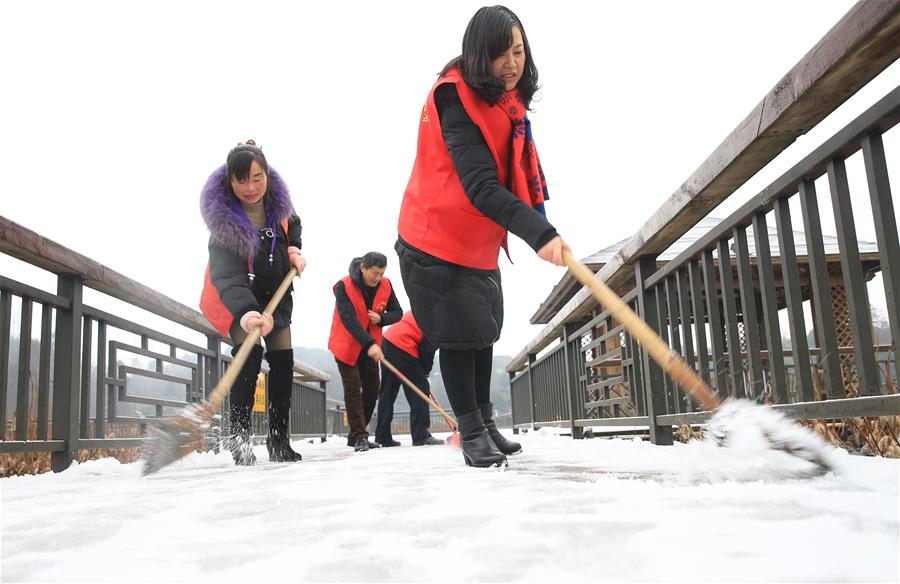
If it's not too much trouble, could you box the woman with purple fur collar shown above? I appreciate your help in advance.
[200,140,306,466]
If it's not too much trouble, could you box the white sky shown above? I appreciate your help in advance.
[1,0,897,356]
[2,429,898,582]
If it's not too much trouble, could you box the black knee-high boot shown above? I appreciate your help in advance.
[265,349,302,462]
[480,402,521,455]
[229,343,264,466]
[456,409,506,467]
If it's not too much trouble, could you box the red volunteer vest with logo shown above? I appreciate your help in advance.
[398,68,522,270]
[384,311,424,359]
[328,275,393,366]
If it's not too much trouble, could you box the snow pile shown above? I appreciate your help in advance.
[680,399,845,482]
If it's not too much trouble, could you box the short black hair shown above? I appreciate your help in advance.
[440,5,539,108]
[361,252,387,269]
[225,140,269,184]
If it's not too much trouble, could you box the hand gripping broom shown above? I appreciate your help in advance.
[563,250,833,473]
[141,268,298,475]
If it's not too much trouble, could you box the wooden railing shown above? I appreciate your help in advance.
[507,1,900,441]
[0,218,330,471]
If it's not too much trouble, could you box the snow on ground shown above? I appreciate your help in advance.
[1,429,898,583]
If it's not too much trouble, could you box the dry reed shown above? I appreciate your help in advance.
[1,380,142,478]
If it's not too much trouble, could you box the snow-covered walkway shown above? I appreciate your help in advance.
[2,430,897,582]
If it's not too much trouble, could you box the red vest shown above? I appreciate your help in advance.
[399,68,524,270]
[328,275,393,366]
[384,311,424,358]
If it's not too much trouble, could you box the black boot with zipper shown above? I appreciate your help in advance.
[456,409,506,467]
[480,402,521,455]
[265,349,303,462]
[229,343,264,466]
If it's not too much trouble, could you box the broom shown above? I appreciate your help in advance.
[563,250,834,472]
[141,267,298,475]
[380,357,461,448]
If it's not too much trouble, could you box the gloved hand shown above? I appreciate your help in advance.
[240,311,274,337]
[287,246,307,275]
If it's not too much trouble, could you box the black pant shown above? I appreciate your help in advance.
[336,352,380,443]
[439,345,493,416]
[375,340,431,443]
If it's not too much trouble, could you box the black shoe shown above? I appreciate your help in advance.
[377,438,401,447]
[481,402,521,455]
[229,407,256,466]
[264,349,302,463]
[266,432,302,462]
[367,440,382,449]
[412,435,445,446]
[354,437,370,452]
[229,430,256,466]
[457,410,506,467]
[228,345,263,467]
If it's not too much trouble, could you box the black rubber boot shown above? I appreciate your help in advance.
[265,349,302,462]
[457,409,506,467]
[481,402,521,455]
[229,404,256,466]
[228,343,264,466]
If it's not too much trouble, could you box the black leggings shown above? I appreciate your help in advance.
[439,345,493,415]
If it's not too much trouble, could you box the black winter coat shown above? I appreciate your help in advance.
[200,164,302,333]
[208,216,302,331]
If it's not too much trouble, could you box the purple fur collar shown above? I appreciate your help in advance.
[200,164,294,257]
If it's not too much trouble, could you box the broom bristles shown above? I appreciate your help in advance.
[706,400,837,474]
[140,405,209,476]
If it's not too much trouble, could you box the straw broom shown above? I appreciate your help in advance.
[141,268,297,475]
[563,250,834,473]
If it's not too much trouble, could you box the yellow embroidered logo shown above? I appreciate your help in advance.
[421,106,429,123]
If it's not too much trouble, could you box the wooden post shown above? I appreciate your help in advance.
[527,353,536,430]
[563,323,584,439]
[509,371,519,435]
[635,257,674,446]
[51,275,84,472]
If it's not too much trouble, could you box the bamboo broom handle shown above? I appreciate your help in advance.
[562,250,720,412]
[381,357,458,432]
[205,267,298,413]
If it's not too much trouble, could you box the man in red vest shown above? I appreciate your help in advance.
[328,252,403,451]
[375,311,444,447]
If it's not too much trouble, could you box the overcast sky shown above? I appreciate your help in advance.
[1,0,896,357]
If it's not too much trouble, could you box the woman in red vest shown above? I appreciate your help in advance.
[396,6,569,467]
[328,252,403,451]
[200,141,307,466]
